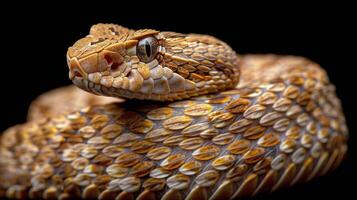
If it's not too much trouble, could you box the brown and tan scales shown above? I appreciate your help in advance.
[0,24,348,200]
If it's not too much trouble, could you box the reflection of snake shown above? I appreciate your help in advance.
[0,24,348,200]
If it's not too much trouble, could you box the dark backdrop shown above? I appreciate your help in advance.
[0,2,355,199]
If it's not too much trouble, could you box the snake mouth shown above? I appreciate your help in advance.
[68,57,88,80]
[72,75,203,101]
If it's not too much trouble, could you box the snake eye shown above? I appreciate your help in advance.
[136,36,159,63]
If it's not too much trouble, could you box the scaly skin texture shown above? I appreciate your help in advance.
[67,24,240,101]
[28,86,120,121]
[0,24,348,200]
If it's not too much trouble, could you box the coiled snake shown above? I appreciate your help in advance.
[0,24,348,200]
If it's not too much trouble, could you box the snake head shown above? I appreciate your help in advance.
[67,24,240,101]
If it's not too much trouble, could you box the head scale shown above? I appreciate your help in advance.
[67,24,240,101]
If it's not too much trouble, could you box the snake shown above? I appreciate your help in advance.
[0,24,348,200]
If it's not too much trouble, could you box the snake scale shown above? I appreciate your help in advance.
[0,24,348,200]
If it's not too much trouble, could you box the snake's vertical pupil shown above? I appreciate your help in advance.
[137,36,158,63]
[145,41,151,58]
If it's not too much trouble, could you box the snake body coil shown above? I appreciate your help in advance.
[0,24,348,200]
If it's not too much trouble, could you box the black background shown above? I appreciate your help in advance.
[0,2,355,199]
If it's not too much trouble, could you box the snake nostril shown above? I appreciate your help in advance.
[74,71,83,78]
[69,58,87,79]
